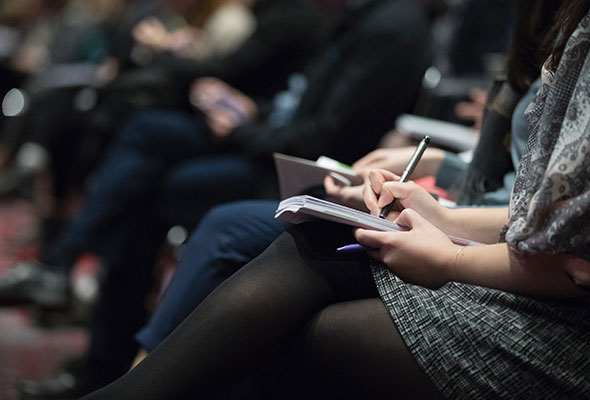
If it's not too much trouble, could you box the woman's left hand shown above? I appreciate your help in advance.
[355,208,457,289]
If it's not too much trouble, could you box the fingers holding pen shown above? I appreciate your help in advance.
[363,169,444,224]
[376,180,419,209]
[367,169,399,196]
[363,169,399,215]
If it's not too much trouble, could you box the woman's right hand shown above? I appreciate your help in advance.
[363,169,448,229]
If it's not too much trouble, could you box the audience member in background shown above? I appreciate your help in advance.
[0,0,256,235]
[415,0,518,124]
[0,0,69,158]
[1,1,337,398]
[0,0,431,301]
[81,2,590,398]
[131,75,538,364]
[130,0,556,365]
[0,0,145,201]
[132,0,256,61]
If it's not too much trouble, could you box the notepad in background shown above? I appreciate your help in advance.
[395,114,479,152]
[273,153,363,199]
[316,156,356,174]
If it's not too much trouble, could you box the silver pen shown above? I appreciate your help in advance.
[379,135,430,219]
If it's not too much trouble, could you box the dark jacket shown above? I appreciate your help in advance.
[230,0,432,165]
[157,0,330,101]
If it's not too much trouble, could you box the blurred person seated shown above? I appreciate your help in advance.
[375,0,518,155]
[3,0,436,398]
[131,73,541,366]
[132,0,257,61]
[0,0,143,182]
[0,0,69,162]
[129,0,552,369]
[78,2,590,397]
[1,1,334,398]
[0,0,258,244]
[414,0,519,124]
[0,0,254,190]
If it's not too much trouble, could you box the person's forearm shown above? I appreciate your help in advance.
[439,207,508,244]
[454,243,588,298]
[411,148,446,179]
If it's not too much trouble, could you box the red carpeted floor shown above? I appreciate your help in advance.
[0,200,89,400]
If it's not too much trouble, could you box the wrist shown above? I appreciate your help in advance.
[434,243,461,287]
[427,200,452,233]
[451,246,466,283]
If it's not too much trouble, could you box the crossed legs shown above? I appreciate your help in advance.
[82,222,440,399]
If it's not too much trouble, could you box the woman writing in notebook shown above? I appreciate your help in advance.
[82,1,590,398]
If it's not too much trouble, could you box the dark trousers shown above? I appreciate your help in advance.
[42,109,259,268]
[136,200,290,351]
[42,110,264,374]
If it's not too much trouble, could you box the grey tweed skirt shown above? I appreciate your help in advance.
[371,262,590,399]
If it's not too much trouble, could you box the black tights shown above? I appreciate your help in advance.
[81,222,440,399]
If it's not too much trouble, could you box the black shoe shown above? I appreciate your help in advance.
[17,357,118,400]
[0,262,68,310]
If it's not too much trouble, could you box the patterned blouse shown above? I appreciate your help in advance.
[503,11,590,268]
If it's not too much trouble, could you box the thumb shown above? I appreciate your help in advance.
[354,228,392,249]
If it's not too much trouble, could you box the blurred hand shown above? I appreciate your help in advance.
[353,148,418,177]
[323,175,367,211]
[133,17,170,51]
[455,87,487,131]
[190,78,257,139]
[168,27,202,56]
[95,58,120,83]
[12,45,47,74]
[353,147,443,179]
[354,209,456,288]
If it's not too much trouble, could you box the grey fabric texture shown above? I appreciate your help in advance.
[371,263,590,399]
[503,12,590,261]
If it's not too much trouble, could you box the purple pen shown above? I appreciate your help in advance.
[336,244,369,253]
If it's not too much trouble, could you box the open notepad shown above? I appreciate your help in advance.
[275,195,482,247]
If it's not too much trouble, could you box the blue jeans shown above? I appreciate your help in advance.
[42,110,260,268]
[41,110,263,373]
[135,200,290,351]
